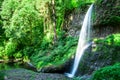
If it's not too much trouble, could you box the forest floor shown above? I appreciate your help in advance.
[0,68,72,80]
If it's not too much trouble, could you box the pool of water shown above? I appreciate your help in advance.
[0,62,37,72]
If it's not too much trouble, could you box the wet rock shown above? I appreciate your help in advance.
[92,0,120,38]
[39,58,74,74]
[79,74,91,80]
[64,7,89,37]
[40,65,65,73]
[0,68,69,80]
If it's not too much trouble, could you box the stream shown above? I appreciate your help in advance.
[0,62,69,80]
[0,62,37,72]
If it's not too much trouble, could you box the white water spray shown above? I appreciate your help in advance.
[65,4,93,78]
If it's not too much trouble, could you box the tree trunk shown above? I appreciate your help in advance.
[51,0,57,44]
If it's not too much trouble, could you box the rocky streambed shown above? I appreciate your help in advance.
[0,68,71,80]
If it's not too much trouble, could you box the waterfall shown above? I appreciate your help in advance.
[65,4,94,78]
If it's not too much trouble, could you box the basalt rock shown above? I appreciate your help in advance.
[94,0,120,26]
[92,0,120,38]
[38,58,74,73]
[77,37,120,77]
[64,0,120,38]
[64,7,89,37]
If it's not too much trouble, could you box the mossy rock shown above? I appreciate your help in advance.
[94,34,120,63]
[77,34,120,76]
[91,63,120,80]
[94,0,120,26]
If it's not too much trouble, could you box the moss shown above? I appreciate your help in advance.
[98,16,120,26]
[94,0,120,26]
[93,34,120,63]
[109,16,120,25]
[95,0,103,5]
[92,63,120,80]
[95,34,120,46]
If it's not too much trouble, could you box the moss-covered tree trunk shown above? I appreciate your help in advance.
[51,0,57,44]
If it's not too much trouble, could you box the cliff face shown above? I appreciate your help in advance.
[93,0,120,38]
[79,0,120,77]
[63,0,120,78]
[65,0,120,38]
[94,0,120,26]
[64,6,88,37]
[39,0,120,77]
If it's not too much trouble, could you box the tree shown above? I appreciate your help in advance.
[0,0,44,58]
[51,0,57,44]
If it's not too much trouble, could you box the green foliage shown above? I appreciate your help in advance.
[13,51,22,59]
[1,0,44,45]
[95,0,103,5]
[0,0,4,48]
[0,0,4,6]
[93,34,120,64]
[0,0,44,60]
[95,34,120,46]
[5,40,17,57]
[64,0,95,10]
[0,46,5,59]
[95,0,120,26]
[31,34,78,69]
[0,20,3,35]
[108,16,120,25]
[55,0,95,32]
[1,0,20,21]
[100,16,120,26]
[64,0,78,9]
[22,47,34,57]
[92,63,120,80]
[0,0,95,68]
[105,34,120,46]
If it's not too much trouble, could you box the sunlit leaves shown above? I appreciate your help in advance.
[10,3,43,45]
[0,0,45,59]
[5,41,17,57]
[0,0,95,64]
[105,34,120,46]
[1,0,44,46]
[1,0,20,20]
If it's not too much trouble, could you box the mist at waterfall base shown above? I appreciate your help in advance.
[65,4,94,78]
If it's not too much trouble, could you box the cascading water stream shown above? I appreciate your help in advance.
[65,4,94,78]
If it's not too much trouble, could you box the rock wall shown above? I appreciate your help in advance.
[64,7,88,37]
[65,0,120,38]
[94,0,120,26]
[92,26,120,38]
[64,0,120,78]
[92,0,120,38]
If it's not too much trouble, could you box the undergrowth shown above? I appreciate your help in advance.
[30,33,78,69]
[91,63,120,80]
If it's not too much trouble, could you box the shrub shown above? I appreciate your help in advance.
[105,34,120,46]
[13,51,22,59]
[93,34,120,64]
[92,63,120,80]
[31,35,78,69]
[5,41,17,57]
